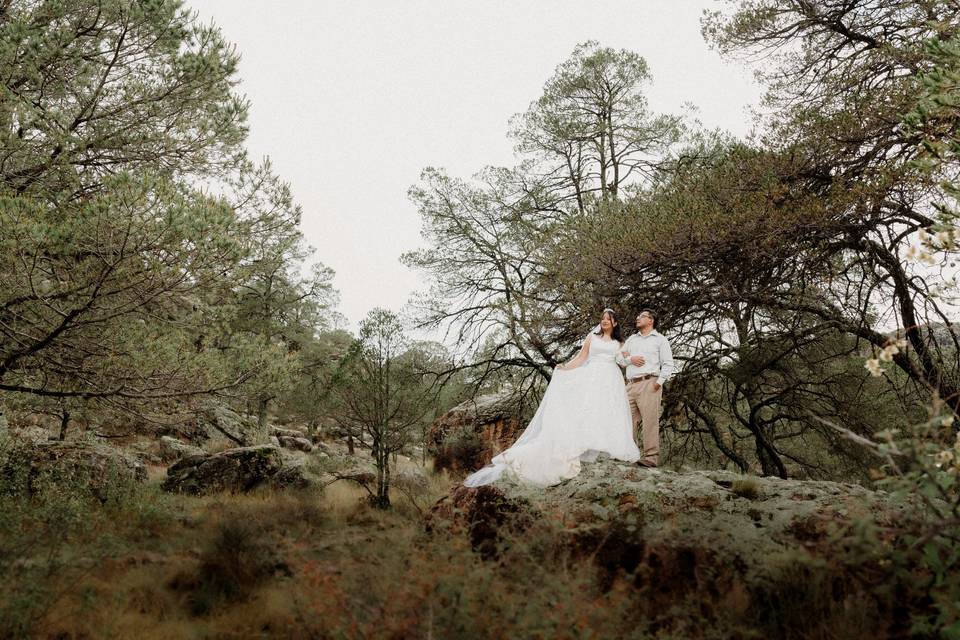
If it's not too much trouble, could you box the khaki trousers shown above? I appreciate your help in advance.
[626,377,662,466]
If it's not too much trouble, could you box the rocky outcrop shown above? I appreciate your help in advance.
[167,400,262,445]
[428,458,920,585]
[0,439,147,501]
[271,425,308,440]
[161,445,285,495]
[429,391,525,474]
[269,461,314,491]
[158,435,205,461]
[277,435,313,452]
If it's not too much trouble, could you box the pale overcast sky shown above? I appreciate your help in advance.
[189,1,764,329]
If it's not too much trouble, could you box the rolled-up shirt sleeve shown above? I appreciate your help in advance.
[615,336,632,368]
[657,336,675,385]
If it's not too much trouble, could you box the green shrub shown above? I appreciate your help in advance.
[433,429,485,475]
[0,435,170,636]
[856,410,960,638]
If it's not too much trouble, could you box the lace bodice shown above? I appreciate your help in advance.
[588,335,621,364]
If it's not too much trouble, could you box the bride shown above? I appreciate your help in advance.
[464,309,641,488]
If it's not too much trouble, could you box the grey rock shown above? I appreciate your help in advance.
[277,435,314,452]
[200,401,260,444]
[0,440,147,501]
[170,400,262,445]
[269,462,315,490]
[159,435,205,461]
[433,458,922,581]
[271,426,308,439]
[161,445,283,495]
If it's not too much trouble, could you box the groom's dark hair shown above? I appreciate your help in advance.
[639,308,658,328]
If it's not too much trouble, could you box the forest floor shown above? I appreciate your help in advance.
[0,432,933,639]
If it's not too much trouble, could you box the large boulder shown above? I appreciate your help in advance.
[269,461,315,491]
[158,435,205,461]
[429,390,525,474]
[429,459,923,607]
[161,445,283,495]
[427,483,537,557]
[166,400,262,445]
[0,439,147,501]
[277,435,314,453]
[271,425,308,440]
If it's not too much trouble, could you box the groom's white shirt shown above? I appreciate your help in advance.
[616,330,675,386]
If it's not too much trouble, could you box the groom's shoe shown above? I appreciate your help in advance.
[636,459,657,468]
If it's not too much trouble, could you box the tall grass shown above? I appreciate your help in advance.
[0,433,947,639]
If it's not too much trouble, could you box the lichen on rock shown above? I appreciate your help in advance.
[161,445,285,495]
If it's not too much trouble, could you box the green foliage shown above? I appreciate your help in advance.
[218,160,340,435]
[0,173,245,406]
[0,0,248,196]
[0,435,174,637]
[906,31,960,262]
[404,42,688,401]
[510,40,685,206]
[328,308,443,507]
[857,407,960,637]
[275,329,355,431]
[550,3,959,476]
[0,0,340,430]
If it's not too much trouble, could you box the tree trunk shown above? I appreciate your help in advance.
[688,398,749,472]
[373,445,391,509]
[256,395,270,443]
[755,438,786,478]
[347,435,354,455]
[865,239,960,414]
[747,397,787,478]
[58,409,70,441]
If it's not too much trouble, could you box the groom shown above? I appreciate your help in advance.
[616,309,675,468]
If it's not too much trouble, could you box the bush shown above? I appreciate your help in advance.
[849,409,960,637]
[0,435,144,506]
[170,510,284,616]
[750,553,890,640]
[433,429,485,475]
[0,434,175,637]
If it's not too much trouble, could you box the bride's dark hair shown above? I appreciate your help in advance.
[594,308,623,342]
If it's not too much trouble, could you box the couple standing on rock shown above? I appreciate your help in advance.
[464,309,675,488]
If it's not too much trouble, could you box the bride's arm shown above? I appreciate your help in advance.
[557,335,592,371]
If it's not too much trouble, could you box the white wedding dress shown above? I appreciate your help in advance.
[463,335,641,488]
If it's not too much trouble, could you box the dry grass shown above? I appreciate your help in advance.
[202,437,238,454]
[1,451,912,640]
[730,476,763,500]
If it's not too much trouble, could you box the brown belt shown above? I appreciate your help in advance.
[627,373,656,383]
